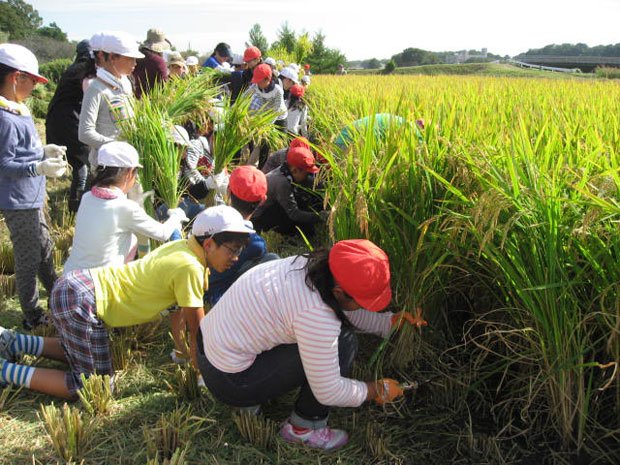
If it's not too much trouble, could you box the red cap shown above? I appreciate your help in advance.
[251,63,272,84]
[243,46,262,63]
[229,165,267,202]
[289,136,310,150]
[287,147,319,174]
[328,239,392,312]
[304,64,310,70]
[290,84,305,98]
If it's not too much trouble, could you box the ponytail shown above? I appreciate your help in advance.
[299,249,354,329]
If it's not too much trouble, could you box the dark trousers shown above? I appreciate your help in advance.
[67,148,90,213]
[197,326,358,422]
[1,208,57,321]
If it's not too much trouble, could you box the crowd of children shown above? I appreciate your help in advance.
[0,34,426,452]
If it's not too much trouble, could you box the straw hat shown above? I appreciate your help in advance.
[142,28,171,53]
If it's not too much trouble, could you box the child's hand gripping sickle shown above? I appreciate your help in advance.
[390,307,428,330]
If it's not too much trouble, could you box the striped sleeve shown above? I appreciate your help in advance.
[346,310,393,338]
[293,307,368,408]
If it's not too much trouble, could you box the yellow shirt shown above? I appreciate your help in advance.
[91,237,208,327]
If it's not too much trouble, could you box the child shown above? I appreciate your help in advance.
[206,166,278,305]
[286,84,308,137]
[252,146,327,237]
[63,141,187,274]
[79,31,143,170]
[45,39,96,212]
[0,43,68,330]
[197,239,425,450]
[0,206,252,399]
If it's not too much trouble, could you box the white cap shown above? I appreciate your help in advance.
[192,205,255,237]
[0,44,48,84]
[98,141,142,168]
[100,31,144,58]
[185,56,199,66]
[278,67,299,84]
[264,57,276,67]
[301,75,311,84]
[171,125,190,146]
[231,53,244,65]
[288,62,300,73]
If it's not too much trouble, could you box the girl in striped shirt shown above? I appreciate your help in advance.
[197,239,424,451]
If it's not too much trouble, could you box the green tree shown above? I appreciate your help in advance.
[363,58,381,69]
[382,59,396,74]
[248,23,269,55]
[272,21,296,54]
[306,31,346,74]
[37,22,67,41]
[0,0,43,39]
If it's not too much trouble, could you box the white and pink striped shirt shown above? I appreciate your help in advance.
[199,255,393,408]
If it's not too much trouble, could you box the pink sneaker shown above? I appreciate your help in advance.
[279,420,348,451]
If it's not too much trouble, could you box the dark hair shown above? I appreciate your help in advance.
[0,63,18,86]
[91,166,133,187]
[194,231,250,247]
[229,192,261,218]
[299,249,353,328]
[214,42,231,57]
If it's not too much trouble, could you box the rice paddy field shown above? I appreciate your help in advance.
[1,72,620,464]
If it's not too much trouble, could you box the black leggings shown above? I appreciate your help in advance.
[197,326,358,422]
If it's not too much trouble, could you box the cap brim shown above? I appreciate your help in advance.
[222,224,255,235]
[251,75,263,84]
[33,73,48,84]
[306,165,320,174]
[122,51,145,59]
[357,285,392,312]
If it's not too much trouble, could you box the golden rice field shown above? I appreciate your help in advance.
[1,73,619,464]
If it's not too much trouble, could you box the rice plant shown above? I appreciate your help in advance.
[144,405,203,461]
[0,385,21,411]
[0,274,16,298]
[39,402,97,463]
[0,242,14,274]
[169,363,201,401]
[77,374,113,416]
[145,447,189,465]
[231,411,277,449]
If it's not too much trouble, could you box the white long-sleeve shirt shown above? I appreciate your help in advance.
[63,190,178,273]
[200,255,393,408]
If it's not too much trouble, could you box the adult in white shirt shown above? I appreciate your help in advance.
[197,239,426,451]
[63,142,187,274]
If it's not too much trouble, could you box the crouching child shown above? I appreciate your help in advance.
[0,205,252,399]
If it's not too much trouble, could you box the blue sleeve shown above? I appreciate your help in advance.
[0,115,38,178]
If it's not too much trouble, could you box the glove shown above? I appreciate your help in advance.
[167,208,190,223]
[373,378,404,405]
[205,171,230,197]
[35,158,67,178]
[391,308,428,330]
[43,144,67,159]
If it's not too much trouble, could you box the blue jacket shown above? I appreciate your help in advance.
[206,232,267,305]
[0,107,45,210]
[203,56,221,69]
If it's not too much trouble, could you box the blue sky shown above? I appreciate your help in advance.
[28,0,620,60]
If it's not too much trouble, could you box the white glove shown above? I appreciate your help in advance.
[205,171,229,197]
[167,208,190,223]
[35,158,68,178]
[43,144,67,159]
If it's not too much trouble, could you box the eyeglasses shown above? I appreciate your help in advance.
[18,72,38,85]
[222,244,244,258]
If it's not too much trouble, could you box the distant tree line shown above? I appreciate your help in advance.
[247,22,346,74]
[0,0,74,62]
[520,43,620,57]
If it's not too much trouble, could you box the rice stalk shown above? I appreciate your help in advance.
[231,412,277,449]
[39,402,97,463]
[77,374,113,416]
[144,405,203,461]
